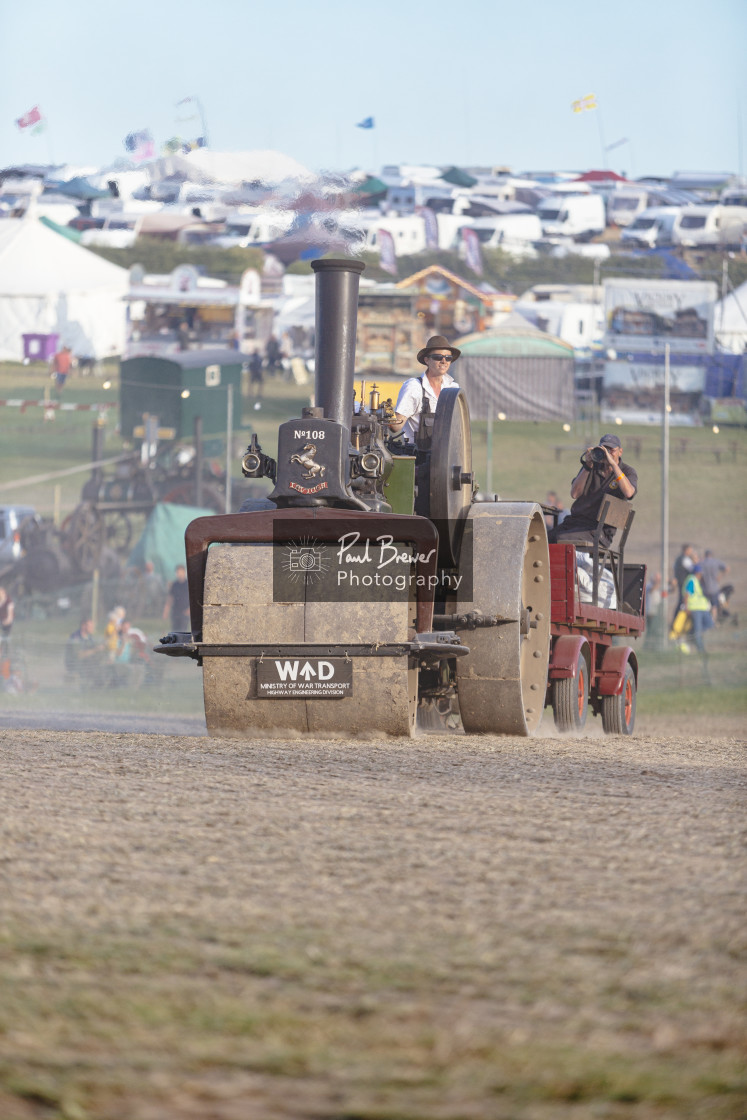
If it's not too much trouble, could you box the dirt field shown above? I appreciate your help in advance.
[1,725,745,1120]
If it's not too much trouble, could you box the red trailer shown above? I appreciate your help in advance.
[546,519,646,735]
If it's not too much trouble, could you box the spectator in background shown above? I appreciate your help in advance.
[0,586,14,641]
[265,335,282,374]
[164,565,191,633]
[65,619,107,687]
[701,550,732,620]
[248,349,264,397]
[683,564,714,680]
[672,543,697,622]
[104,606,126,661]
[50,344,73,390]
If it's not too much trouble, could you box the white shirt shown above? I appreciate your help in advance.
[394,371,458,444]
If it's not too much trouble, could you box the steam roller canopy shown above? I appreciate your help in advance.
[427,387,473,568]
[201,542,418,737]
[455,503,551,735]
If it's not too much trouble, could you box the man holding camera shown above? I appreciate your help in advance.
[549,433,637,545]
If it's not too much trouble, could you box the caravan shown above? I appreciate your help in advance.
[608,188,649,228]
[674,204,747,249]
[620,207,683,248]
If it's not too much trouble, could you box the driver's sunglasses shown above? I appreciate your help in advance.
[429,353,453,363]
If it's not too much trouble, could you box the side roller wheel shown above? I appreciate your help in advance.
[601,663,636,735]
[552,656,589,733]
[201,540,417,738]
[456,503,551,736]
[428,387,473,568]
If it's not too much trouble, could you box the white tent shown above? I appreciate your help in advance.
[0,218,128,360]
[148,149,314,188]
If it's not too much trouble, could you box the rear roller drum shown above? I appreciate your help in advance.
[455,503,551,736]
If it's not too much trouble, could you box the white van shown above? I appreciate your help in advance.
[454,214,541,258]
[620,206,682,248]
[364,216,426,255]
[537,194,606,240]
[675,204,747,249]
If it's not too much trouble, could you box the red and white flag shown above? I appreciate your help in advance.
[16,105,42,130]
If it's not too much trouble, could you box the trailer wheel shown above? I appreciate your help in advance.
[552,657,589,733]
[601,663,636,735]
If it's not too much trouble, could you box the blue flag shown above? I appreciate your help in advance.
[356,117,375,129]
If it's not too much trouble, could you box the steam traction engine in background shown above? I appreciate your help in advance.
[157,260,645,737]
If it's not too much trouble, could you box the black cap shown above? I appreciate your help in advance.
[599,433,622,449]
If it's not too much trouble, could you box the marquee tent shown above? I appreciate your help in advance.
[0,218,128,360]
[455,313,576,421]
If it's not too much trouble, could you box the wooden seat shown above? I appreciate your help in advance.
[558,495,635,609]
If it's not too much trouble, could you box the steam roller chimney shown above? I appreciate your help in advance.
[311,258,365,433]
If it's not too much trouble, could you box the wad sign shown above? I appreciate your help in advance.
[256,658,353,699]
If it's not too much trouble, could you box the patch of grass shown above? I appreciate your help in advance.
[1,923,745,1118]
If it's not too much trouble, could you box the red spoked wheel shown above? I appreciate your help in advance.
[552,656,589,733]
[602,662,637,735]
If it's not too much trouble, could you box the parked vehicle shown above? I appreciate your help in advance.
[620,206,683,248]
[213,211,295,249]
[721,188,747,209]
[537,194,606,240]
[674,204,747,249]
[364,216,427,255]
[607,188,649,228]
[453,214,542,255]
[80,216,141,249]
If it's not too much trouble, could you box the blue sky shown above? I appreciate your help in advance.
[1,0,745,179]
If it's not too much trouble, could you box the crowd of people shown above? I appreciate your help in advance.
[65,604,158,688]
[667,544,734,663]
[62,563,192,688]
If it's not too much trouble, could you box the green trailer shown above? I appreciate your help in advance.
[120,350,244,441]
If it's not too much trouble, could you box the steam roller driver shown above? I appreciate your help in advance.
[549,432,637,545]
[388,335,460,443]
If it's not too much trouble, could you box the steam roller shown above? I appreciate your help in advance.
[156,259,551,738]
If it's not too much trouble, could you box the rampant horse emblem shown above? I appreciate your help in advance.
[289,443,325,479]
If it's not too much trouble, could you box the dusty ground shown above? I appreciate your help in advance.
[0,726,745,1120]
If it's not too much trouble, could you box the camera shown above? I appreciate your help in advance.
[288,547,322,572]
[589,446,608,464]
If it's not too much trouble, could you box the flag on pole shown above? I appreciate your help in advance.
[356,117,375,129]
[418,206,439,251]
[16,105,45,134]
[378,229,397,276]
[571,94,597,113]
[462,228,483,277]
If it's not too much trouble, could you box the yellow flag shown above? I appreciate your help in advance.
[572,94,597,113]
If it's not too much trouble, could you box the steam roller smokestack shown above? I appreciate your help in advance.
[311,258,365,432]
